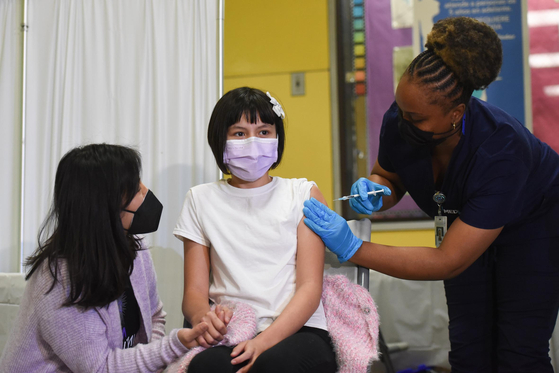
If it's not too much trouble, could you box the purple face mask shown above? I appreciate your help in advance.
[223,137,278,182]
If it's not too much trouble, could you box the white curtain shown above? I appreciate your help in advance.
[1,0,220,329]
[0,0,219,275]
[0,0,23,273]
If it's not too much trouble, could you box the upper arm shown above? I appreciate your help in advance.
[140,249,163,311]
[439,217,503,278]
[460,153,530,230]
[296,186,326,289]
[138,249,167,340]
[182,239,211,312]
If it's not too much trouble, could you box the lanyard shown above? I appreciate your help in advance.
[433,191,447,248]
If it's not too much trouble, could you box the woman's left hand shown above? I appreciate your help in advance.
[230,338,268,372]
[303,197,363,262]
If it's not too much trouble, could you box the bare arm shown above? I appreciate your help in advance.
[182,239,228,348]
[182,239,211,324]
[369,159,407,211]
[363,160,498,278]
[231,186,327,372]
[255,185,325,343]
[350,217,503,280]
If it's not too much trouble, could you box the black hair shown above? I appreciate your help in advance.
[25,144,143,309]
[207,87,285,175]
[406,17,503,112]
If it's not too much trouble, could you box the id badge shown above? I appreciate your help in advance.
[434,216,447,248]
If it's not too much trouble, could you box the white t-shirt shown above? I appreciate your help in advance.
[174,177,327,332]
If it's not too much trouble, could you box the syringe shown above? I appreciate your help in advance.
[334,189,385,201]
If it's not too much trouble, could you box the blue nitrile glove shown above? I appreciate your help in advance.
[349,177,392,215]
[303,198,363,263]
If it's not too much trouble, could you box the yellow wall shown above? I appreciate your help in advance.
[224,0,329,76]
[372,229,435,248]
[224,0,434,246]
[224,0,333,202]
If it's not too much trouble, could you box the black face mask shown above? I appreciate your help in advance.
[123,190,163,235]
[397,116,461,148]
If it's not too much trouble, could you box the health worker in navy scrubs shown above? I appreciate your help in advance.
[303,17,559,373]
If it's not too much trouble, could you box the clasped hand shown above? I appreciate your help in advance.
[303,198,363,263]
[194,306,268,372]
[195,304,233,348]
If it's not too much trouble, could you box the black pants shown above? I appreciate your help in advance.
[444,236,559,372]
[187,326,337,373]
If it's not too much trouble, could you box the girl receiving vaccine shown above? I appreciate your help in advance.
[173,87,337,373]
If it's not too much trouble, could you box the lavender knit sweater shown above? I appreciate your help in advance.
[0,249,189,372]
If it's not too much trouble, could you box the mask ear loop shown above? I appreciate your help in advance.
[121,189,148,215]
[121,208,135,232]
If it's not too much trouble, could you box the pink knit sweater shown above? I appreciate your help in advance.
[322,274,380,372]
[167,274,380,373]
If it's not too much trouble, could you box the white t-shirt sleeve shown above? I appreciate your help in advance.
[302,180,317,199]
[173,189,210,247]
[293,179,316,223]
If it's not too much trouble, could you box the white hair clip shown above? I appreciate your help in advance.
[266,92,285,119]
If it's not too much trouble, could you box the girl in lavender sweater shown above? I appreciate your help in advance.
[0,144,212,372]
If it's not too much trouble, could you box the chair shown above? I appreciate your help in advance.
[0,273,26,356]
[324,219,407,373]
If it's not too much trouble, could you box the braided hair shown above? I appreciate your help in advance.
[406,17,503,113]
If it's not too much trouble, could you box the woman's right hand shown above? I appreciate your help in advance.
[194,305,233,348]
[349,177,392,215]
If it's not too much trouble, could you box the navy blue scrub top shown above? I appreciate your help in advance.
[378,97,559,245]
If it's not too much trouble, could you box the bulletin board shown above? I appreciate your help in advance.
[365,0,428,220]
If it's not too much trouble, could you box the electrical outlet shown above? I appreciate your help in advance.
[291,72,305,96]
